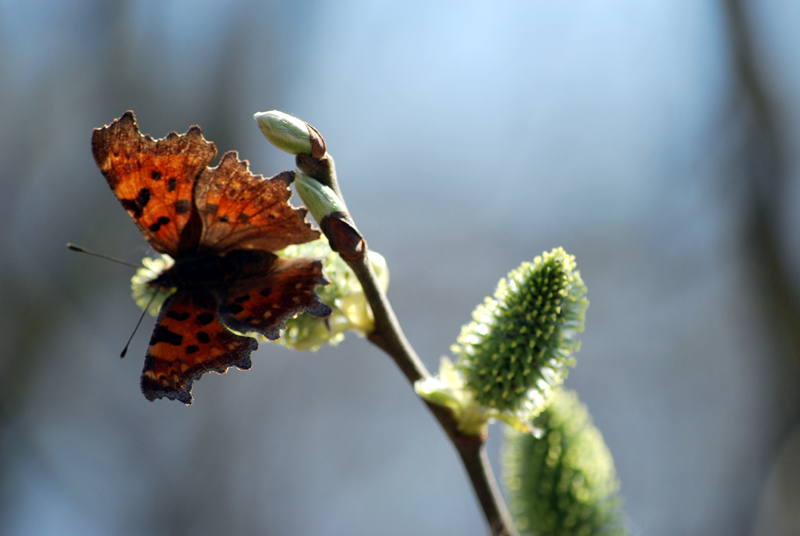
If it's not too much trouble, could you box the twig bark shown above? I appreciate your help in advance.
[297,154,519,536]
[344,250,518,536]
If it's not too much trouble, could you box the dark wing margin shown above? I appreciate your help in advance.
[141,290,257,404]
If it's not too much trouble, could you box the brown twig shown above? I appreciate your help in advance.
[344,249,518,536]
[297,153,519,536]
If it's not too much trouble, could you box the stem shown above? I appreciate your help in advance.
[456,438,518,536]
[341,237,518,536]
[344,252,429,383]
[297,142,519,536]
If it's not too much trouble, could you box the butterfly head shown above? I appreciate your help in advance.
[131,255,176,317]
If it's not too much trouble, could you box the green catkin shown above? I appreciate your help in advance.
[503,390,628,536]
[453,248,587,416]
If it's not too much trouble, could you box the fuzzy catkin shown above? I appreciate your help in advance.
[453,248,587,416]
[504,390,627,536]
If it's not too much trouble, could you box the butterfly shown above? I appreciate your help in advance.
[91,111,331,404]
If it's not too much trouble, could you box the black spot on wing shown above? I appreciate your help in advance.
[121,187,153,218]
[175,199,191,214]
[197,313,214,325]
[196,332,210,344]
[148,216,171,232]
[186,345,199,354]
[166,310,190,321]
[227,303,244,315]
[151,171,162,181]
[167,177,177,192]
[150,325,183,346]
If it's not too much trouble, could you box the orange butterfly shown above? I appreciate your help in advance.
[91,112,330,404]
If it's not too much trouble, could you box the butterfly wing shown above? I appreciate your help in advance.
[193,152,319,254]
[216,251,332,340]
[141,290,257,404]
[91,111,215,255]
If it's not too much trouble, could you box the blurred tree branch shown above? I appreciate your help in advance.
[723,0,800,473]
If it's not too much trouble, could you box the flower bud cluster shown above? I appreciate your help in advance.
[275,237,388,350]
[131,255,174,316]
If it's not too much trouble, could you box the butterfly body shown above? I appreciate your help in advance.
[92,112,331,404]
[148,250,234,291]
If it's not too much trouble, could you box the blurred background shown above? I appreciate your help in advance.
[1,1,799,535]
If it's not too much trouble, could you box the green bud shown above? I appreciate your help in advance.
[454,248,587,418]
[415,357,536,437]
[294,170,347,224]
[278,308,346,351]
[415,358,490,436]
[254,110,324,156]
[504,390,628,536]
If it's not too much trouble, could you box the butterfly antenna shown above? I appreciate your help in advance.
[120,292,158,359]
[66,243,140,269]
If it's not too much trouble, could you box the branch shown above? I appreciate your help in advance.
[345,251,428,383]
[723,0,800,435]
[344,247,518,536]
[296,154,519,536]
